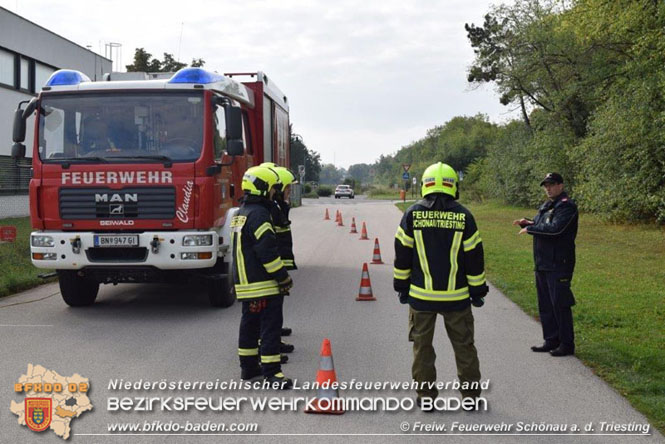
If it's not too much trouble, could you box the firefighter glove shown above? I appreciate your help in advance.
[398,291,409,304]
[278,276,293,295]
[471,295,485,308]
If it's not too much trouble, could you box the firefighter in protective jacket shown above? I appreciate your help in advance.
[260,162,298,345]
[260,163,298,270]
[394,162,488,406]
[232,165,293,389]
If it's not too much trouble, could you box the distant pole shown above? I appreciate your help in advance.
[177,22,184,63]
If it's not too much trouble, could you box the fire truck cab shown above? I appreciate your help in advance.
[11,67,290,308]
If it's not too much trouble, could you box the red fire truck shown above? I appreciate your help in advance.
[11,67,290,307]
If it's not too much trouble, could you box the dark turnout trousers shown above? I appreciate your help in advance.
[409,305,481,399]
[535,271,575,350]
[238,296,284,377]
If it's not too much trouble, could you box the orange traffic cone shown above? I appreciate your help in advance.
[337,212,344,226]
[324,208,330,220]
[356,263,376,301]
[371,238,384,264]
[349,217,358,234]
[359,222,369,240]
[335,210,340,223]
[305,338,345,415]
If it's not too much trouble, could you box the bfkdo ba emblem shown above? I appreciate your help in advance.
[25,398,52,432]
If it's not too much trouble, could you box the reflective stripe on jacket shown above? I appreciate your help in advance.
[232,196,289,300]
[394,194,487,312]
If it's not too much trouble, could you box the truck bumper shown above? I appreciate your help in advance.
[30,231,221,270]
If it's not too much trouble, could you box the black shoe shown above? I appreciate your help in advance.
[240,367,262,380]
[550,346,575,357]
[280,342,295,353]
[281,327,292,336]
[281,354,289,364]
[531,342,559,352]
[416,397,435,413]
[265,372,293,390]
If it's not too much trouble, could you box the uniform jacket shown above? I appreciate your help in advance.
[269,198,297,270]
[231,195,289,300]
[394,194,488,312]
[526,192,578,273]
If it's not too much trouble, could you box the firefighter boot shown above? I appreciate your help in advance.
[241,366,262,380]
[265,372,294,390]
[280,341,295,353]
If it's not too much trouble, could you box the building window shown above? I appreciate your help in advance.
[35,63,55,91]
[0,49,15,87]
[20,57,30,90]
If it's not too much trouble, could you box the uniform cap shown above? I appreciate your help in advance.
[540,172,563,186]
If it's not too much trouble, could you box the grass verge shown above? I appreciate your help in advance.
[396,200,665,432]
[0,217,55,298]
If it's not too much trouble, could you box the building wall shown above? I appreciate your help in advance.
[0,195,29,219]
[0,6,113,158]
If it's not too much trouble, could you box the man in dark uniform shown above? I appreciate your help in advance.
[394,162,489,409]
[232,166,293,388]
[514,172,578,357]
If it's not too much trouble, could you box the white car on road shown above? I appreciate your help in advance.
[335,184,355,199]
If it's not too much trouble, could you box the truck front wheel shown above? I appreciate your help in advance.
[208,262,235,308]
[57,270,99,307]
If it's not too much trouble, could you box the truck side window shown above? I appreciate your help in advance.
[242,111,252,155]
[213,103,227,159]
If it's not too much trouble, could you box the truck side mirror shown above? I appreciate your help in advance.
[225,106,243,141]
[11,142,26,159]
[226,139,244,156]
[12,108,26,143]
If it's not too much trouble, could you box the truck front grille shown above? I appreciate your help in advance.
[59,187,176,220]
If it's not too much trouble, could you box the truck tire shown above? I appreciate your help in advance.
[57,270,99,307]
[208,262,235,308]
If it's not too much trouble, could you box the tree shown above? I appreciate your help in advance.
[160,53,186,72]
[126,48,161,72]
[126,48,205,72]
[289,128,321,182]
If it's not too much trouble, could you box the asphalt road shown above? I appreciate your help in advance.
[0,196,662,443]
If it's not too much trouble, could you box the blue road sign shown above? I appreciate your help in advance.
[402,172,410,180]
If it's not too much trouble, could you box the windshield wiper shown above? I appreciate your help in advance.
[50,157,109,163]
[108,155,173,167]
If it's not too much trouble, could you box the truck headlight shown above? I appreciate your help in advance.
[31,235,55,247]
[182,235,213,246]
[33,253,57,260]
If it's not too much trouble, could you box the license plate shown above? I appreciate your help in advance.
[94,235,139,248]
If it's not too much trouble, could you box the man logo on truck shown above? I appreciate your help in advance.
[94,193,138,203]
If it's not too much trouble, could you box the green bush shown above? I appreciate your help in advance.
[316,186,332,197]
[303,184,312,194]
[303,191,319,198]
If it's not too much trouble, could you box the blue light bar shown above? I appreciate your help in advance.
[45,70,91,87]
[169,68,224,84]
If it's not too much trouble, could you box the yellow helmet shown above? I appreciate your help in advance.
[274,167,296,190]
[260,163,296,191]
[242,166,280,197]
[421,162,458,198]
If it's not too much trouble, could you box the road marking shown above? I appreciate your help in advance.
[0,324,54,327]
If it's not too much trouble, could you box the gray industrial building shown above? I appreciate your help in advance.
[0,6,112,217]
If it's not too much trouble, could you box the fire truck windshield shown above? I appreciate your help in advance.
[37,92,205,163]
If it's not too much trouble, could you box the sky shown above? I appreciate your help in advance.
[1,0,517,168]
